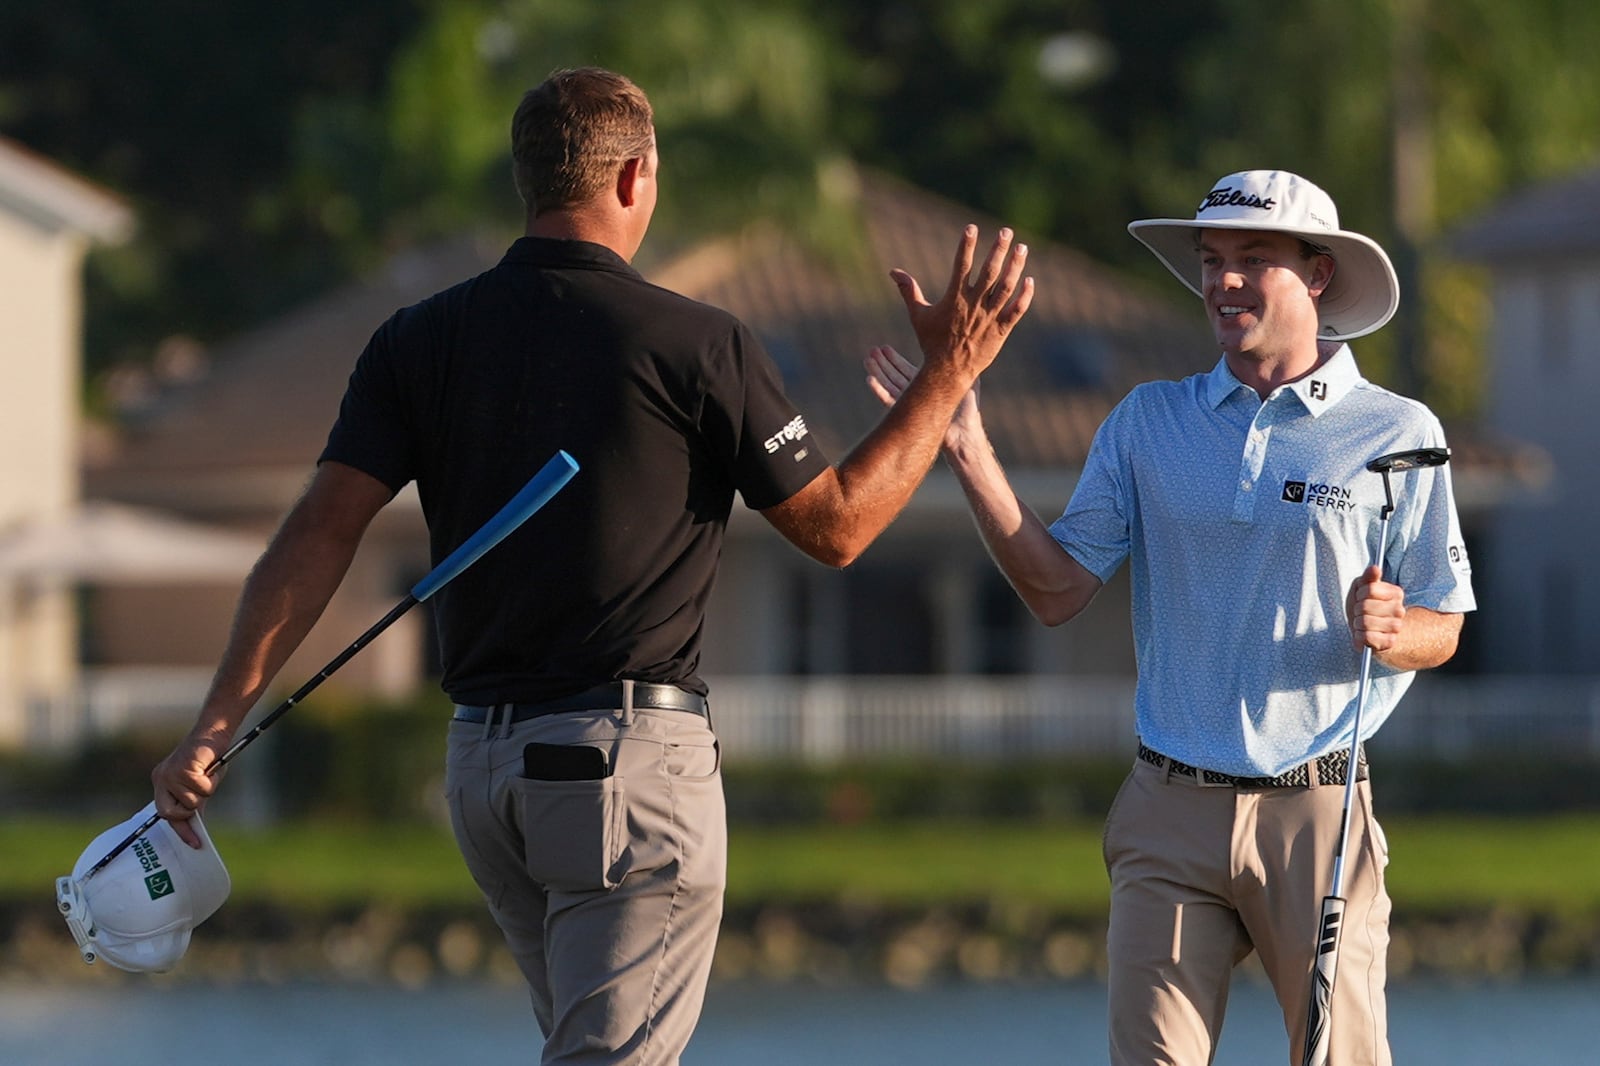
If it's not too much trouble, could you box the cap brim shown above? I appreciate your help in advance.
[1128,218,1399,341]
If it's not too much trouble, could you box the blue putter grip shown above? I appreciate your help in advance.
[409,451,579,602]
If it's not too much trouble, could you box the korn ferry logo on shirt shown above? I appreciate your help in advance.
[1281,478,1358,511]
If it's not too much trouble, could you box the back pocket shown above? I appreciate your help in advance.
[511,776,627,892]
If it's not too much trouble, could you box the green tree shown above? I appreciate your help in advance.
[822,1,1217,276]
[287,0,861,265]
[0,0,421,378]
[10,0,1600,425]
[1102,0,1600,415]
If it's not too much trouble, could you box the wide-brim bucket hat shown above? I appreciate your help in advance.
[1127,170,1399,341]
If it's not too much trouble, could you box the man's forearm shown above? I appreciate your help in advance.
[1374,605,1463,672]
[828,362,976,539]
[192,463,392,740]
[943,421,1100,627]
[193,530,356,739]
[763,363,974,569]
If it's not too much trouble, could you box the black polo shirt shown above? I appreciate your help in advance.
[321,237,831,704]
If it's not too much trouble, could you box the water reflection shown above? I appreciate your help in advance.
[2,976,1594,1065]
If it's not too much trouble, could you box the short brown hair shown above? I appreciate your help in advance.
[511,67,655,215]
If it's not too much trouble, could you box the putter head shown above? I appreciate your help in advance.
[1367,447,1450,473]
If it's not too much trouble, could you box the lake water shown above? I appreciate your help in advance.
[3,975,1594,1064]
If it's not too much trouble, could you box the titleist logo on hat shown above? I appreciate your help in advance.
[1200,187,1277,213]
[1193,173,1337,232]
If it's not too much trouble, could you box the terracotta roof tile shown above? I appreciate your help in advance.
[1448,165,1600,259]
[94,170,1534,510]
[88,235,507,493]
[654,170,1209,467]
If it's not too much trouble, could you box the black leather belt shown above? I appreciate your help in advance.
[1137,742,1367,788]
[452,682,707,724]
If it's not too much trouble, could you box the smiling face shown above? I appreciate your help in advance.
[1198,229,1334,365]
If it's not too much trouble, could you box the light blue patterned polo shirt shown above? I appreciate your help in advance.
[1049,346,1476,777]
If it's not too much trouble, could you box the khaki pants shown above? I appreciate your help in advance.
[1103,756,1392,1066]
[446,703,726,1065]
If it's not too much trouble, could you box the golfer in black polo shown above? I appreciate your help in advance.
[152,66,1032,1064]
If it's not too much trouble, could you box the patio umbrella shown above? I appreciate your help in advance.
[0,502,263,584]
[0,503,264,746]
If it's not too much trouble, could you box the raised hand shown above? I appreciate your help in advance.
[890,225,1032,388]
[863,344,915,407]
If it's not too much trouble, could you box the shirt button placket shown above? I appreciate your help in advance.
[1234,421,1269,521]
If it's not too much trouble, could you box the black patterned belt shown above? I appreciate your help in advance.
[1137,742,1368,788]
[453,682,707,724]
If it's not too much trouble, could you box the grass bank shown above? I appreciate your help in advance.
[8,814,1600,916]
[8,814,1599,985]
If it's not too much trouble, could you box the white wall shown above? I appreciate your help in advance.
[0,211,82,515]
[0,210,89,744]
[1479,259,1600,672]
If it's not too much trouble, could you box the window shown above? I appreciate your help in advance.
[1539,270,1572,370]
[1038,326,1109,388]
[976,569,1031,675]
[843,564,935,675]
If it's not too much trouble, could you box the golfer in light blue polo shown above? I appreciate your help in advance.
[866,170,1475,1066]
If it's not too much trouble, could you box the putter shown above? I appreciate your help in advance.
[75,450,580,883]
[1302,446,1450,1066]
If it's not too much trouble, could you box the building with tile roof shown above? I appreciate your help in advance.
[84,171,1210,694]
[80,168,1534,737]
[1449,164,1600,674]
[0,137,133,746]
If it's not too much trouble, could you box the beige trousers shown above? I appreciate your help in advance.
[446,703,725,1065]
[1103,756,1392,1066]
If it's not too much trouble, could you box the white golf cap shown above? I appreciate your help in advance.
[56,802,231,973]
[1127,170,1400,341]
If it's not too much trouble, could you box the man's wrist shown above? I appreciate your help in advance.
[942,423,986,467]
[191,709,242,748]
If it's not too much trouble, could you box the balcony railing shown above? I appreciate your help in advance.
[706,674,1600,763]
[37,669,1600,763]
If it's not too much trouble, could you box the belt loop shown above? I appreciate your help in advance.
[1161,755,1174,785]
[479,703,495,742]
[1306,755,1320,790]
[621,678,635,726]
[499,701,513,740]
